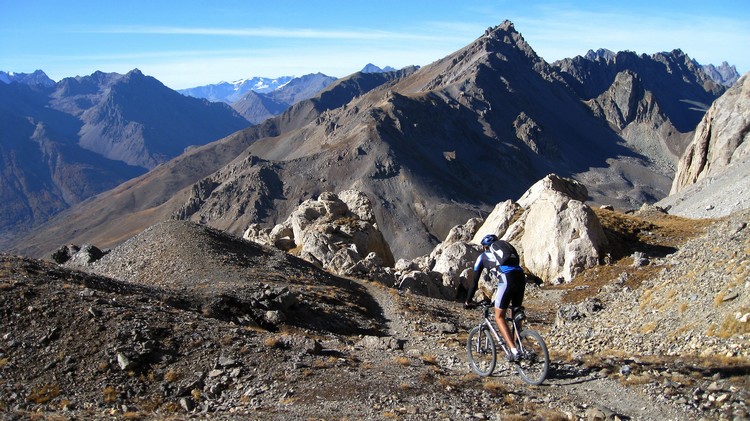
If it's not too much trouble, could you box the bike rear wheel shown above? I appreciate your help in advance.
[514,329,550,385]
[467,325,496,377]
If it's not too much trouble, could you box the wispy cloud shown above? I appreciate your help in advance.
[82,25,462,43]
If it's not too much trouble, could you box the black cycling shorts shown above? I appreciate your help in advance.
[494,270,525,310]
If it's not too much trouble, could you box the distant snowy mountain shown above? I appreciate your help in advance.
[0,70,55,87]
[231,73,337,123]
[178,76,294,103]
[361,63,397,73]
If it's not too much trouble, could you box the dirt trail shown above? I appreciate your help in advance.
[354,277,700,420]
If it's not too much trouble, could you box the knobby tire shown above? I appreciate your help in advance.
[467,325,496,377]
[514,329,550,385]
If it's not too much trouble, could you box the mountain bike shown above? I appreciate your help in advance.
[466,300,549,385]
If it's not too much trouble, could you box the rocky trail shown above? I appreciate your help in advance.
[336,276,707,421]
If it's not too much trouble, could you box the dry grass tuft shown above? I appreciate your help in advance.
[27,384,60,404]
[163,369,180,383]
[529,409,569,421]
[619,373,652,386]
[421,354,439,366]
[263,335,284,349]
[640,321,658,334]
[102,386,118,404]
[482,379,507,393]
[713,307,750,338]
[310,356,340,370]
[393,356,411,366]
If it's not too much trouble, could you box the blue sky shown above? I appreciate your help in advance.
[1,0,748,90]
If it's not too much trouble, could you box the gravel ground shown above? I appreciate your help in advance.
[1,213,748,420]
[657,157,750,219]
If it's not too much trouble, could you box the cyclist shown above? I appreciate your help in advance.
[465,234,526,361]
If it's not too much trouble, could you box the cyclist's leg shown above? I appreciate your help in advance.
[507,271,526,332]
[493,275,516,355]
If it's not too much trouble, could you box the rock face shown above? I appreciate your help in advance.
[243,190,395,276]
[395,174,607,300]
[671,73,750,194]
[659,72,750,219]
[701,61,741,87]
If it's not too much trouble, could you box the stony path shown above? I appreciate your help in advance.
[352,277,702,421]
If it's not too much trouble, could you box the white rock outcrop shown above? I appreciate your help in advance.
[243,190,394,276]
[508,176,607,283]
[396,174,608,300]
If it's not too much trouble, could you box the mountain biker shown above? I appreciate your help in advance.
[465,234,526,361]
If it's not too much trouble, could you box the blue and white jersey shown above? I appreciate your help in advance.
[473,241,523,282]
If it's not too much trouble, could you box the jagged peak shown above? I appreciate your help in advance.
[126,68,144,77]
[584,48,616,62]
[453,19,542,68]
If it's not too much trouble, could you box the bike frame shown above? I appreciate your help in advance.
[478,304,522,357]
[468,302,550,384]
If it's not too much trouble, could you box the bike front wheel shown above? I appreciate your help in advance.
[514,329,550,385]
[467,325,497,377]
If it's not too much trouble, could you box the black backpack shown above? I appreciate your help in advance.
[489,240,520,266]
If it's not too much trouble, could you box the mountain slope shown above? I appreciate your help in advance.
[0,82,146,243]
[67,69,251,169]
[0,69,252,247]
[6,70,410,257]
[173,21,715,258]
[7,22,724,261]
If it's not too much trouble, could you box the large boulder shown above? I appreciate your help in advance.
[513,188,607,283]
[338,190,377,224]
[62,244,106,267]
[392,174,608,300]
[503,174,607,283]
[431,242,482,291]
[398,270,450,299]
[517,173,589,208]
[470,200,522,244]
[403,174,608,297]
[444,217,484,244]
